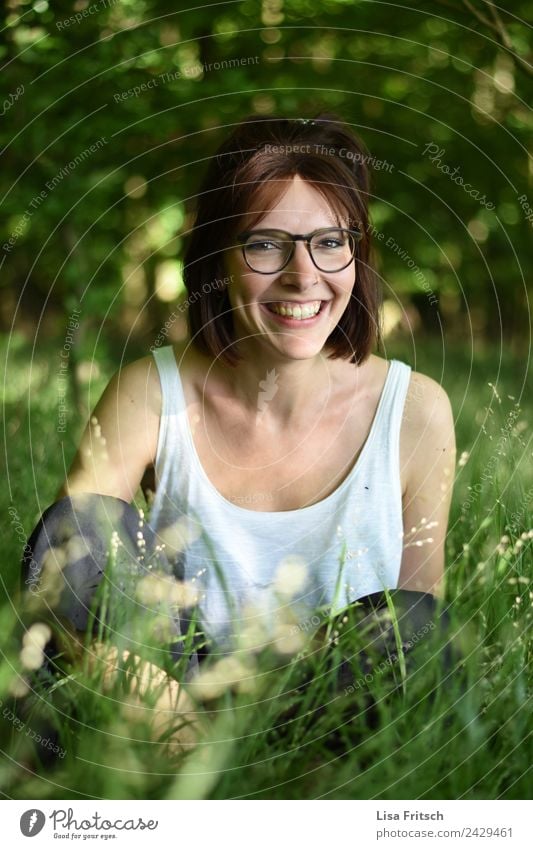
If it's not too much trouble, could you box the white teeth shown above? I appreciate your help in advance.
[268,301,321,320]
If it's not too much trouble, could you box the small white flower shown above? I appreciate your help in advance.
[272,622,306,655]
[23,623,52,650]
[237,605,270,653]
[65,535,91,561]
[20,645,45,670]
[188,655,256,701]
[158,517,201,553]
[41,546,67,572]
[9,675,30,698]
[136,573,199,607]
[273,555,308,598]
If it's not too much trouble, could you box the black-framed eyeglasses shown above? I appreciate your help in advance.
[235,227,363,274]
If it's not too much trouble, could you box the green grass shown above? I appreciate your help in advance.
[1,331,531,799]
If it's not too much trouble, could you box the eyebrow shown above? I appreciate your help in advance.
[246,214,346,230]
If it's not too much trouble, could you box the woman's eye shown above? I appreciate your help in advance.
[317,238,343,249]
[247,240,280,251]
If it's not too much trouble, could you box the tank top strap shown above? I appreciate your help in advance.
[151,345,189,474]
[370,359,412,455]
[152,345,186,413]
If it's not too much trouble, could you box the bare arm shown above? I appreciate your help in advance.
[398,373,456,599]
[56,355,161,503]
[51,357,206,748]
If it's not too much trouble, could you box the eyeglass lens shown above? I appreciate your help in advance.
[242,229,355,273]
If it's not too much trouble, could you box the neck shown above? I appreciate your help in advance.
[219,343,354,428]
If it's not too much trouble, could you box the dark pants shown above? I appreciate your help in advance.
[268,590,458,750]
[22,495,456,686]
[21,493,206,673]
[23,494,148,631]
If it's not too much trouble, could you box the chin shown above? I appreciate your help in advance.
[270,338,328,361]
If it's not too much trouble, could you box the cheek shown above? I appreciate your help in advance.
[226,274,265,313]
[233,270,270,302]
[222,259,246,302]
[335,271,356,301]
[346,265,357,294]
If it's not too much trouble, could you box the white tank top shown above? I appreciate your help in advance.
[148,345,412,650]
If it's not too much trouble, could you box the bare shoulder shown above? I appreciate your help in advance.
[398,370,456,594]
[111,352,162,417]
[403,369,454,433]
[401,369,456,491]
[56,350,165,502]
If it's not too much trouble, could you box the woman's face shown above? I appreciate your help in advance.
[223,174,356,362]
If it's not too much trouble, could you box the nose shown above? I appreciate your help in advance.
[279,240,319,290]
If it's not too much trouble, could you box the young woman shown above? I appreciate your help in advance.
[25,113,455,681]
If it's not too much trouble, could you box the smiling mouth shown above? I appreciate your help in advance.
[264,300,325,320]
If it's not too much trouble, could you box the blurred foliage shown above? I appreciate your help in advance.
[0,0,531,367]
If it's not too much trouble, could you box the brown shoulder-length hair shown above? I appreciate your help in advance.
[183,113,381,366]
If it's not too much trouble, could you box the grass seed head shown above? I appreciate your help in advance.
[273,555,308,598]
